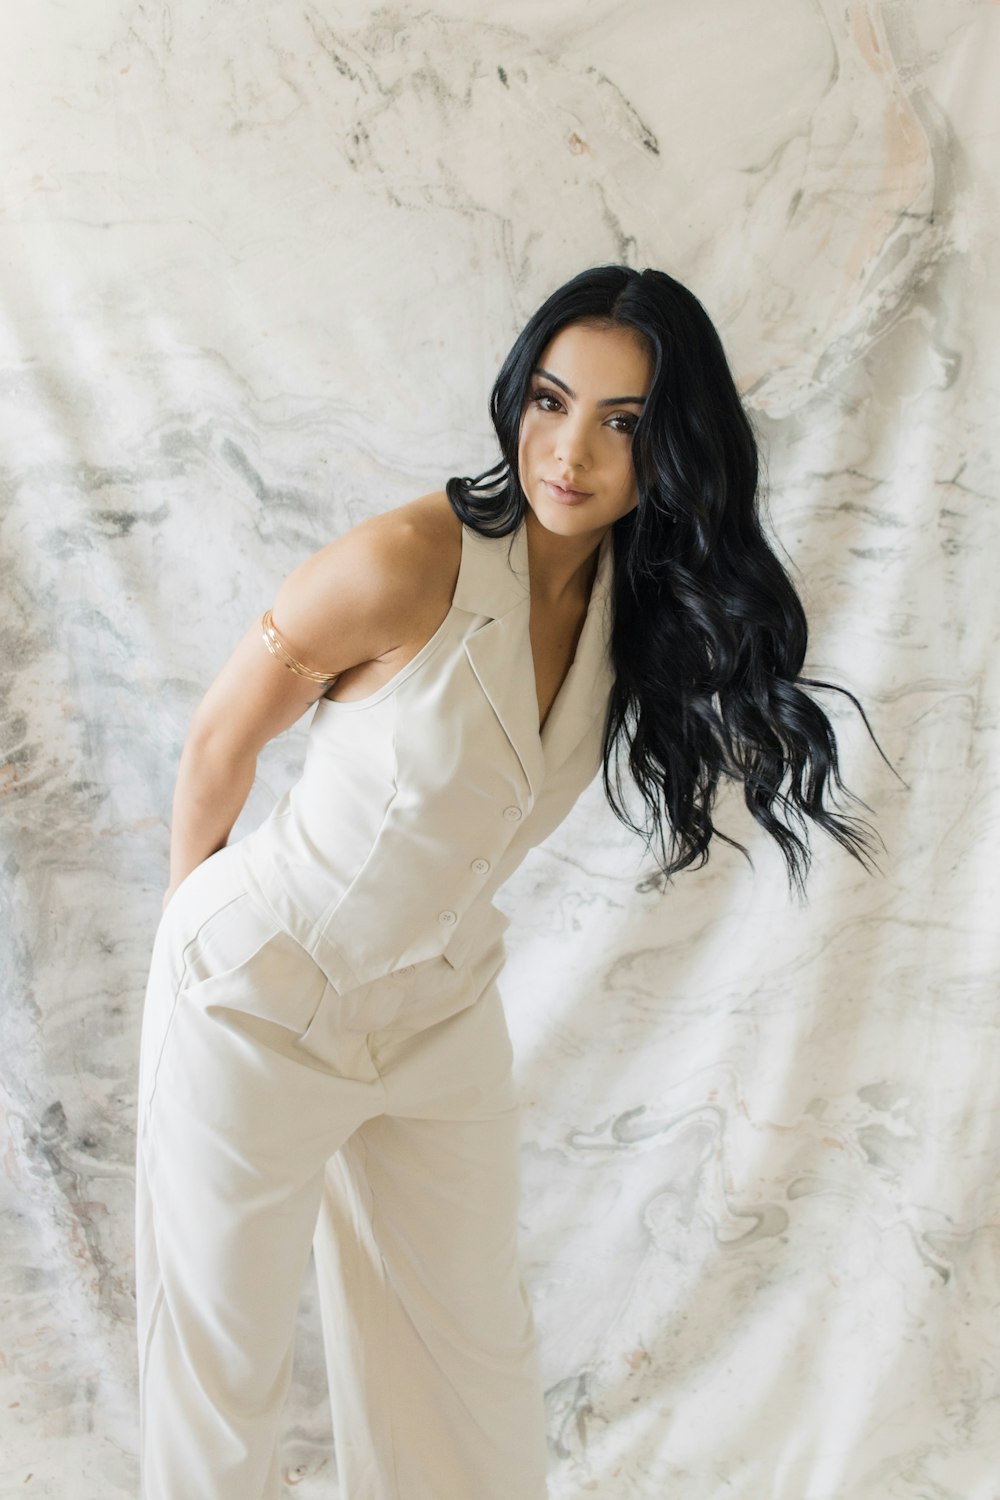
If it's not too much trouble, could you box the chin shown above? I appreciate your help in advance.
[531,500,590,531]
[531,491,614,533]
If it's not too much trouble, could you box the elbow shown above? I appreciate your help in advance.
[182,713,258,781]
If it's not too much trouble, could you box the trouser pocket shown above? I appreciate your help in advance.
[182,892,328,1037]
[140,886,328,1123]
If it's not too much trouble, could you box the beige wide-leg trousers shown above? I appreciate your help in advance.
[134,843,549,1500]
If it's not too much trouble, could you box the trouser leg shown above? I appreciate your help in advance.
[313,984,551,1500]
[135,856,385,1500]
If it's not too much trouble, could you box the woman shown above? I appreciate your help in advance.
[134,264,878,1500]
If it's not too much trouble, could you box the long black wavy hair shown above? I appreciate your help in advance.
[445,264,885,895]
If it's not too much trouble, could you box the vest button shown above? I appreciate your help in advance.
[502,805,522,821]
[471,858,491,874]
[438,909,458,925]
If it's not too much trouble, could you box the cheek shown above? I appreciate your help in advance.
[613,446,638,492]
[517,414,542,465]
[516,419,535,482]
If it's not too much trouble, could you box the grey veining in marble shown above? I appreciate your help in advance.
[1,2,998,1496]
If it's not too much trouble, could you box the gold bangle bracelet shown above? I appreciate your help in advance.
[260,609,340,684]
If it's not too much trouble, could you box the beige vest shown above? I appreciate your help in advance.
[238,514,615,995]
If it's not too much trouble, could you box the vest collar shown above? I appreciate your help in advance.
[452,513,613,619]
[456,515,616,805]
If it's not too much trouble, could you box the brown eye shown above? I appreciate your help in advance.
[529,388,561,411]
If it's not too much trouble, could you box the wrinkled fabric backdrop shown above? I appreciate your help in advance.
[1,3,997,1497]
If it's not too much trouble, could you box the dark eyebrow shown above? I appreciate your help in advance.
[531,366,647,406]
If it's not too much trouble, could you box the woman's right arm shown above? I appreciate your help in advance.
[162,510,433,908]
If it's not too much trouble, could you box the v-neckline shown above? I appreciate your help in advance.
[523,528,606,741]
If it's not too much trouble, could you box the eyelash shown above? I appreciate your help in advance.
[528,387,639,436]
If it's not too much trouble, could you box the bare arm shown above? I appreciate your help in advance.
[162,509,438,908]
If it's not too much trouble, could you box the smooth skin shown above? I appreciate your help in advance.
[162,321,654,908]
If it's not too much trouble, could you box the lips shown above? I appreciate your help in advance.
[545,479,591,501]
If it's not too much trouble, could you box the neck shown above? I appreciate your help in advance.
[523,508,606,608]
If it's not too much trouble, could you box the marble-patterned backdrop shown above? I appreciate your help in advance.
[1,2,997,1496]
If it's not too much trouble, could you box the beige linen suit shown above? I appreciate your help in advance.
[134,515,616,1500]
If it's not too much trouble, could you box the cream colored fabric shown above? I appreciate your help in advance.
[237,517,616,990]
[135,519,614,1498]
[136,843,548,1500]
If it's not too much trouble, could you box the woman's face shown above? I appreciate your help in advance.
[517,320,654,537]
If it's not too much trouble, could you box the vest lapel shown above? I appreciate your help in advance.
[540,529,615,779]
[454,516,615,806]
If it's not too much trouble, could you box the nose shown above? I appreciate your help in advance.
[554,414,592,471]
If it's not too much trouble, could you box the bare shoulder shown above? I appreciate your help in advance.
[269,489,463,679]
[365,489,463,598]
[347,489,463,640]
